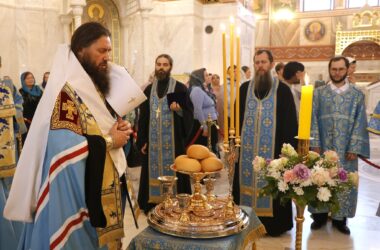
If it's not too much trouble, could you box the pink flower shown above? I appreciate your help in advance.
[324,150,339,162]
[284,170,296,183]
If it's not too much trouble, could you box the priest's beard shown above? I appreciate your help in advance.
[254,70,273,98]
[329,71,347,85]
[155,68,171,81]
[80,54,110,96]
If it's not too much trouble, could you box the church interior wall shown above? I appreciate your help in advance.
[122,0,256,86]
[254,5,380,83]
[201,2,255,78]
[0,1,63,87]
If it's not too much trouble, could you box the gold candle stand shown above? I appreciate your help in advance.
[222,128,240,218]
[206,113,219,151]
[294,138,310,250]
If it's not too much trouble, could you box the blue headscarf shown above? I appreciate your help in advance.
[21,72,43,97]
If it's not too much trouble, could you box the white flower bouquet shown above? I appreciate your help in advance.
[253,144,358,212]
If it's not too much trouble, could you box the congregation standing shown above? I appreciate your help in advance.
[0,21,373,250]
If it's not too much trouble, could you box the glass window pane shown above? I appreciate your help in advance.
[303,0,332,11]
[349,0,379,8]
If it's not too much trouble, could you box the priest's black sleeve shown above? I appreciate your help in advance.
[275,82,298,157]
[174,81,194,147]
[136,84,152,151]
[83,134,107,228]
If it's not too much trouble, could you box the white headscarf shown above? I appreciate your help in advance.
[4,45,140,222]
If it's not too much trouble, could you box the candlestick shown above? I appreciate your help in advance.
[229,16,235,132]
[222,24,228,146]
[298,83,314,139]
[235,29,241,139]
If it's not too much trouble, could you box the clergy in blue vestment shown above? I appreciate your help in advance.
[309,56,370,235]
[368,100,380,135]
[3,22,143,250]
[137,54,193,214]
[1,79,26,250]
[233,49,298,236]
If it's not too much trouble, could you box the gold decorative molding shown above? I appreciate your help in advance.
[256,45,335,61]
[352,9,380,29]
[342,41,380,60]
[335,29,380,55]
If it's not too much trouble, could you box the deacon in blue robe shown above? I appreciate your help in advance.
[309,56,370,234]
[233,50,298,236]
[137,54,193,214]
[368,100,380,135]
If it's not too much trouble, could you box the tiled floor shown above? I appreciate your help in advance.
[122,136,380,250]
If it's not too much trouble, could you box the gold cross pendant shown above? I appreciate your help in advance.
[156,107,161,118]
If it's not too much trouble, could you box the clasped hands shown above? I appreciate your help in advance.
[108,117,133,149]
[170,102,181,112]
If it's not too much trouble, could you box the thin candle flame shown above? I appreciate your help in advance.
[220,23,226,32]
[304,73,310,86]
[236,27,241,37]
[229,16,234,24]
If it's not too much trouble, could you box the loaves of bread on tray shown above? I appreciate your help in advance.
[174,144,223,172]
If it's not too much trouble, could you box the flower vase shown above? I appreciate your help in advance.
[293,200,305,250]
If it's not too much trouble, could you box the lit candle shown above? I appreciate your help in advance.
[235,28,241,138]
[298,73,314,139]
[221,24,228,145]
[229,16,235,131]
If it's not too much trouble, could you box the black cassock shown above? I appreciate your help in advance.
[136,78,193,214]
[233,80,298,236]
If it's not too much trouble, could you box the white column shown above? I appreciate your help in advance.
[70,0,86,30]
[60,14,73,44]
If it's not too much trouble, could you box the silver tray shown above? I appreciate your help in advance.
[147,200,250,238]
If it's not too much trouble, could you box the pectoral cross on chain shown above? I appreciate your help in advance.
[255,102,264,129]
[155,107,161,118]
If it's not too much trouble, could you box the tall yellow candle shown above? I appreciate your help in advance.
[221,25,228,145]
[229,16,235,131]
[298,82,314,139]
[235,30,241,138]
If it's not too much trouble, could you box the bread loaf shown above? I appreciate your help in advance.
[174,155,187,166]
[187,144,210,160]
[209,152,217,158]
[201,157,223,172]
[175,156,202,172]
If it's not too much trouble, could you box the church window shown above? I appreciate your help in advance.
[302,0,333,11]
[348,0,380,8]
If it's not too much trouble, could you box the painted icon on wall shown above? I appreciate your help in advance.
[305,21,326,41]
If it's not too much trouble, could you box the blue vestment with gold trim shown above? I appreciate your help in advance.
[239,79,278,216]
[309,84,370,218]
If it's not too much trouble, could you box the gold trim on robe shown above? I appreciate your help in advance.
[51,83,124,249]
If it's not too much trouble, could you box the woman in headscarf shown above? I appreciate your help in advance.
[188,68,218,154]
[19,71,43,140]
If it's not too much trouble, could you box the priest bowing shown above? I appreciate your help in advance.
[233,49,298,236]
